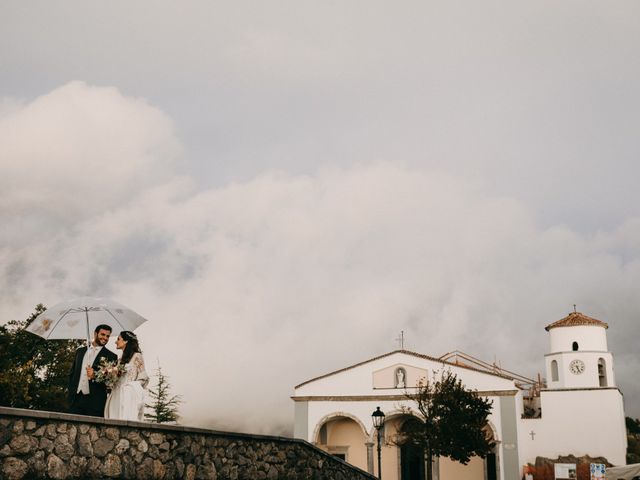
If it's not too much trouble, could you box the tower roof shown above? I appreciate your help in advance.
[544,311,609,331]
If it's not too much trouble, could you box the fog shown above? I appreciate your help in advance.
[1,2,640,431]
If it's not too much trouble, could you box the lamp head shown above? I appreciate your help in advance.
[371,406,385,429]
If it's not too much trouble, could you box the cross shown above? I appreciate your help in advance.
[396,331,405,350]
[573,304,577,313]
[529,430,536,440]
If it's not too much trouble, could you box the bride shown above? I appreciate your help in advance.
[104,331,149,421]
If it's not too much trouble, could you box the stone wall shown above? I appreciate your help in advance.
[0,407,376,480]
[523,455,611,480]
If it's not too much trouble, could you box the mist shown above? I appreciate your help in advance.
[2,84,640,432]
[2,1,640,432]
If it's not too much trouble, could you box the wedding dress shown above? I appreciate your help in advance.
[104,352,149,421]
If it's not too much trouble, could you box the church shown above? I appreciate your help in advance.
[291,311,627,480]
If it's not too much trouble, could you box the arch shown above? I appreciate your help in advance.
[484,419,500,443]
[483,422,500,480]
[312,412,369,470]
[551,360,559,381]
[572,341,579,351]
[598,358,608,387]
[380,410,427,480]
[367,408,423,443]
[398,417,426,480]
[312,412,368,445]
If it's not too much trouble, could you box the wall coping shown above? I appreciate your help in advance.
[0,406,289,442]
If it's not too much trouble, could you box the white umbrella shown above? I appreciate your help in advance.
[26,296,148,344]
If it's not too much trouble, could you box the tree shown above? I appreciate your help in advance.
[397,371,494,480]
[627,416,640,464]
[0,304,83,412]
[626,416,640,435]
[144,363,182,423]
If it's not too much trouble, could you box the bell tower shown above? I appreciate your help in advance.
[544,311,614,389]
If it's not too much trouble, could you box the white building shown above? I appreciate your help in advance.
[292,312,627,480]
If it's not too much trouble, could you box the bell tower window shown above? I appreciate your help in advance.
[598,358,607,387]
[572,341,579,351]
[551,360,559,381]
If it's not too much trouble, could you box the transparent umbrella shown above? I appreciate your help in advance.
[26,296,148,345]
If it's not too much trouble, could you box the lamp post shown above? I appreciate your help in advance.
[371,406,385,479]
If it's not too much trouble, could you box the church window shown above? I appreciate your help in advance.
[551,360,559,381]
[327,446,349,461]
[572,341,579,351]
[598,358,607,387]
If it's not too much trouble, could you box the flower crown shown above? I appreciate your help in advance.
[122,331,138,341]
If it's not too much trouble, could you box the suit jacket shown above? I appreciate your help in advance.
[68,345,118,411]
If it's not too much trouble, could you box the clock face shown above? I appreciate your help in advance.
[569,359,585,375]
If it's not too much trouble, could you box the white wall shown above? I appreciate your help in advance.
[545,352,615,389]
[517,388,627,467]
[293,351,516,480]
[548,326,608,353]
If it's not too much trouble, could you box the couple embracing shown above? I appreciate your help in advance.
[68,324,148,421]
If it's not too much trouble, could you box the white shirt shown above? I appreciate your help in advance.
[77,344,100,395]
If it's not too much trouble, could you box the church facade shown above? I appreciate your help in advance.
[291,312,627,480]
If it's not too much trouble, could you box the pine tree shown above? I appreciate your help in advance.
[144,363,182,423]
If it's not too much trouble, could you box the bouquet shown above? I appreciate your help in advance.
[94,358,126,389]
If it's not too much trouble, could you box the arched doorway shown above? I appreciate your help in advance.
[399,417,425,480]
[314,414,368,471]
[484,423,498,480]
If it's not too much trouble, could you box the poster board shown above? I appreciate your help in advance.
[555,463,577,479]
[590,463,606,480]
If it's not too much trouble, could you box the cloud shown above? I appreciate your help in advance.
[2,83,640,434]
[0,81,180,225]
[0,81,184,327]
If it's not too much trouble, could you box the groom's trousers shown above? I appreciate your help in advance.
[70,392,105,417]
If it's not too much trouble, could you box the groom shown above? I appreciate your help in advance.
[68,324,118,416]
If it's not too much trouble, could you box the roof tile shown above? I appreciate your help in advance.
[544,311,608,331]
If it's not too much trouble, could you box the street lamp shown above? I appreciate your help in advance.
[371,406,385,479]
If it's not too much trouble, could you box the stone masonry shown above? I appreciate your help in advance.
[0,407,375,480]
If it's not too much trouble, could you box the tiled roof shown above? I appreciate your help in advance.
[544,311,608,331]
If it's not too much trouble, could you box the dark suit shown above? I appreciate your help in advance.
[68,345,118,416]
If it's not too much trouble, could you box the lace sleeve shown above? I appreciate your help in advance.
[133,353,149,388]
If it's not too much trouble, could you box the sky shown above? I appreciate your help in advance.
[1,1,640,433]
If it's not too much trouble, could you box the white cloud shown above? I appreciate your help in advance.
[0,81,180,224]
[2,83,640,434]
